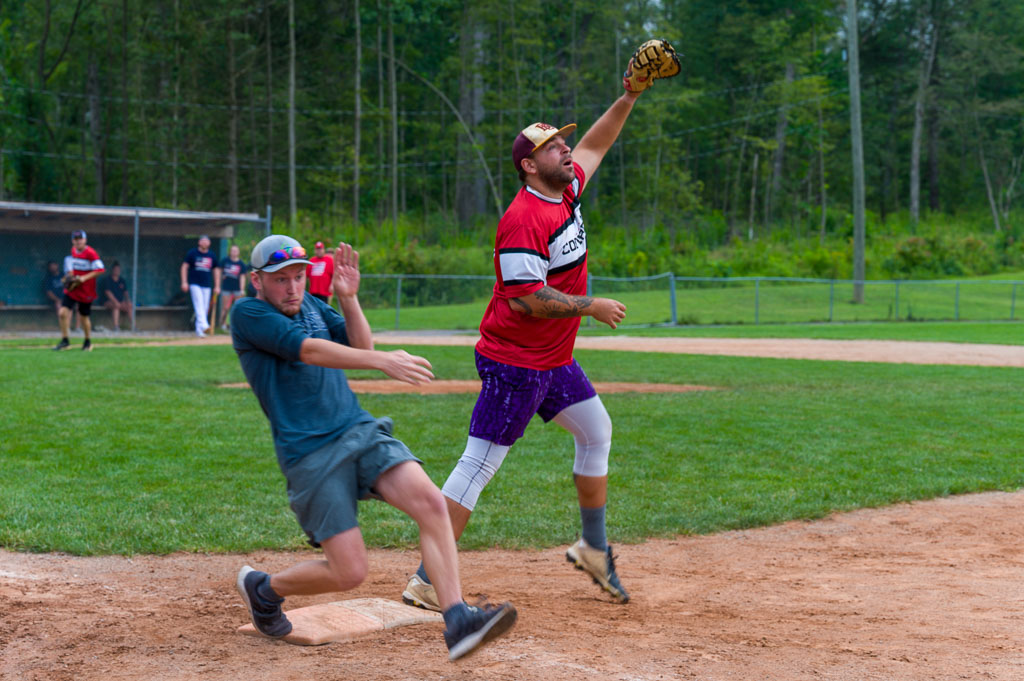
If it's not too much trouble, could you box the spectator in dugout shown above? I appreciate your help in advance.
[180,235,219,337]
[100,261,133,332]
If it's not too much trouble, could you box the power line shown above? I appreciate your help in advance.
[624,90,849,145]
[0,71,835,121]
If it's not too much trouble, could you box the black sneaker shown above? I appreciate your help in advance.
[53,338,70,351]
[81,339,92,352]
[443,601,517,661]
[235,565,292,638]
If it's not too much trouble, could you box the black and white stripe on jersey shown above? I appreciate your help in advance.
[548,251,586,275]
[498,247,547,286]
[501,176,586,286]
[548,197,581,245]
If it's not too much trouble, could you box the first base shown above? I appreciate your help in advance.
[237,598,443,646]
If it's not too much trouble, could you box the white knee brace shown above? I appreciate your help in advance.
[441,437,510,511]
[553,396,612,477]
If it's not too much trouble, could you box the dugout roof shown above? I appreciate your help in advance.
[0,201,268,238]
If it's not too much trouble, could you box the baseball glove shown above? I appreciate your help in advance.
[623,38,681,93]
[62,273,82,291]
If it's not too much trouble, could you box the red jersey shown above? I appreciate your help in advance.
[476,163,588,370]
[306,256,334,297]
[66,245,105,303]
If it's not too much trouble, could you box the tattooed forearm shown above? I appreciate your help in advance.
[530,286,593,318]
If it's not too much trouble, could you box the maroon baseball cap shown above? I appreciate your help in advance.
[315,241,324,249]
[512,122,577,174]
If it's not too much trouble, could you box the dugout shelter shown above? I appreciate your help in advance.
[0,201,271,332]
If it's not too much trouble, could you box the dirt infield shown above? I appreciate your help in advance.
[4,334,1023,680]
[4,491,1023,681]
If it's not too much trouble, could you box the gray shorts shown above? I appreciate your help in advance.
[283,417,420,548]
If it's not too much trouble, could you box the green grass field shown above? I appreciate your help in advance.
[2,338,1022,556]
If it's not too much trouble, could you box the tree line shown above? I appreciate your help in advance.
[1,0,1022,249]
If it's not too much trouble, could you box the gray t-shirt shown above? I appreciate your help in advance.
[231,295,374,469]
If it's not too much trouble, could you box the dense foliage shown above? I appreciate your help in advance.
[3,0,1024,276]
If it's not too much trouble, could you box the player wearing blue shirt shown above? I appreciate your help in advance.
[230,235,516,661]
[216,244,247,331]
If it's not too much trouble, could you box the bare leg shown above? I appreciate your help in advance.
[573,474,607,508]
[446,497,472,541]
[81,315,92,341]
[58,306,71,337]
[269,525,369,597]
[376,461,463,610]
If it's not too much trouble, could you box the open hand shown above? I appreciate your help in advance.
[379,350,434,385]
[332,242,361,298]
[591,297,627,329]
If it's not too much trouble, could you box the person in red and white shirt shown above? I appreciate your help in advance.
[54,230,105,352]
[305,241,334,305]
[403,89,648,614]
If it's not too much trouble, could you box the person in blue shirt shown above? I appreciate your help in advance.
[230,234,516,661]
[216,244,248,331]
[43,261,64,317]
[99,261,132,331]
[180,235,219,337]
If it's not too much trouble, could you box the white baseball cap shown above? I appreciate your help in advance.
[250,235,314,272]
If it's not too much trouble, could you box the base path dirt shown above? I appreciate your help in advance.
[374,332,1024,367]
[162,332,1024,367]
[3,491,1024,681]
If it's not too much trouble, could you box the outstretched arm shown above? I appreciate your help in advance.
[509,286,626,329]
[298,338,434,384]
[571,92,641,184]
[573,38,681,185]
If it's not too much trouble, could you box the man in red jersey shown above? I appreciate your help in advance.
[306,241,334,305]
[54,230,105,352]
[403,88,654,613]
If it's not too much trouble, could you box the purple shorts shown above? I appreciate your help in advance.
[468,351,597,446]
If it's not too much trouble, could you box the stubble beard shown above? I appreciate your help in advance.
[537,162,574,189]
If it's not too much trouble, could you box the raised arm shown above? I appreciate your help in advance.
[573,38,681,184]
[331,242,372,350]
[571,92,641,183]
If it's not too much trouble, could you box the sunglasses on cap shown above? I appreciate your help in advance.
[264,245,307,266]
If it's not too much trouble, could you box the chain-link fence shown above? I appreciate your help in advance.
[358,273,1024,332]
[5,228,1022,334]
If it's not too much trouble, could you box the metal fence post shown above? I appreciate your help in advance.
[669,273,677,325]
[131,209,139,332]
[395,275,402,330]
[894,281,899,320]
[955,282,960,321]
[265,204,272,236]
[754,277,760,324]
[829,279,835,321]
